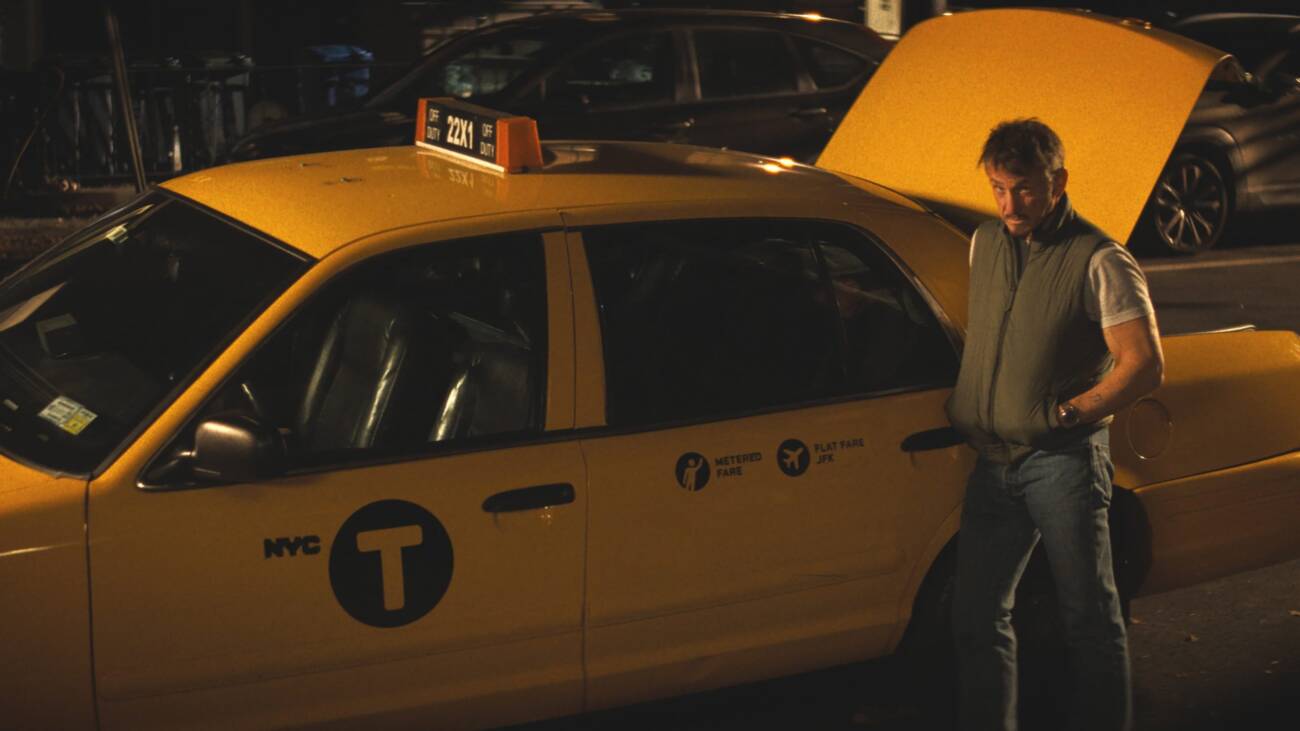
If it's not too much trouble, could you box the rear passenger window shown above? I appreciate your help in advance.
[813,229,958,393]
[585,220,957,428]
[792,37,871,88]
[694,30,799,98]
[585,220,842,425]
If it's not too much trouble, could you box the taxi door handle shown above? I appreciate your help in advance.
[900,426,965,452]
[790,106,829,119]
[482,483,575,513]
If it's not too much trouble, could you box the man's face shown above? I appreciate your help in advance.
[985,162,1067,238]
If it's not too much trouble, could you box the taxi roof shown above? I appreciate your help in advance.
[162,142,917,259]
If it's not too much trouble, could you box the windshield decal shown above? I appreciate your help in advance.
[105,223,129,243]
[38,396,97,435]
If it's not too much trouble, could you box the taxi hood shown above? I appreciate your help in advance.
[817,8,1229,242]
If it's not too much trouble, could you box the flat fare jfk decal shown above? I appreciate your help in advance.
[425,106,497,160]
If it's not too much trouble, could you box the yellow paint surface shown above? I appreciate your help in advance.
[0,460,95,727]
[163,143,896,259]
[819,8,1227,243]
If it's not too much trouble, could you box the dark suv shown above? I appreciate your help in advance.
[226,9,892,164]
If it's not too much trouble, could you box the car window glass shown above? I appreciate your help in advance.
[544,32,675,108]
[814,228,958,393]
[411,31,555,102]
[154,233,548,481]
[694,30,799,99]
[1274,47,1300,81]
[585,220,845,426]
[792,36,870,88]
[0,194,305,475]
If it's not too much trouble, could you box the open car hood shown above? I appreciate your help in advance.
[818,8,1229,242]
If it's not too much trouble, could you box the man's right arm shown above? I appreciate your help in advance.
[1061,314,1164,425]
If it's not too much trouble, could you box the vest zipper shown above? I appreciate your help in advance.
[986,238,1026,438]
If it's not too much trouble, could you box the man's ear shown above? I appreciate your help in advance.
[1052,167,1069,198]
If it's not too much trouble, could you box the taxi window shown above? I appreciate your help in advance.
[693,30,799,99]
[147,232,548,483]
[585,219,957,428]
[585,219,844,426]
[0,193,307,475]
[543,32,676,108]
[814,227,958,393]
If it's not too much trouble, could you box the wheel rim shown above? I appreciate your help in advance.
[1151,156,1228,253]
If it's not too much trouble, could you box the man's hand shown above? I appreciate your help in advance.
[1065,315,1164,424]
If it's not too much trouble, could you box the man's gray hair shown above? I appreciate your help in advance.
[978,118,1064,175]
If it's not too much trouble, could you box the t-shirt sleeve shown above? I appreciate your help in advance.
[1086,242,1155,328]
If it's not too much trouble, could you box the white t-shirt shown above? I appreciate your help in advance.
[968,235,1155,329]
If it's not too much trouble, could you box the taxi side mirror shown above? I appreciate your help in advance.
[190,413,286,484]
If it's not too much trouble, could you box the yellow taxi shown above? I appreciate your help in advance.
[2,9,1299,730]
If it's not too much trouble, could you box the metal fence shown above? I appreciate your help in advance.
[2,53,405,194]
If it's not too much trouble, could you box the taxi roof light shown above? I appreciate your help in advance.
[414,97,543,173]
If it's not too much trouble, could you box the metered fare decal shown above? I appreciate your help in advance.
[675,452,711,491]
[675,450,766,491]
[328,499,454,628]
[674,437,866,488]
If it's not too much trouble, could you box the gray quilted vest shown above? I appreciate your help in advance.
[945,195,1114,463]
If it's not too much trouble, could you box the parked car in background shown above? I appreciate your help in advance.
[1141,12,1300,253]
[226,9,892,164]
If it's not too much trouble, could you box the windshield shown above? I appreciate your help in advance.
[0,193,308,475]
[367,25,578,110]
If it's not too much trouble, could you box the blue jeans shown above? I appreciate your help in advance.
[951,433,1131,731]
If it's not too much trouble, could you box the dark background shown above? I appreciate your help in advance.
[2,0,1296,203]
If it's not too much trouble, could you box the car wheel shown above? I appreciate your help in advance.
[896,546,1063,723]
[893,549,958,725]
[1147,151,1231,254]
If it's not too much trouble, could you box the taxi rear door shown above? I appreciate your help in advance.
[86,223,586,730]
[561,203,972,710]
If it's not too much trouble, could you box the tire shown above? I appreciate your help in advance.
[894,545,1062,726]
[894,549,959,728]
[1145,151,1232,254]
[902,527,1138,727]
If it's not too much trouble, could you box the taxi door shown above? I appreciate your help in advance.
[562,208,972,710]
[86,227,586,730]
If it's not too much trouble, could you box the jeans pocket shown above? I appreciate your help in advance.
[1089,443,1114,509]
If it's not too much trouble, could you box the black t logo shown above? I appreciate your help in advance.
[329,500,454,628]
[675,452,710,491]
[777,439,810,477]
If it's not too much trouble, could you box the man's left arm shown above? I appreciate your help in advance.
[1066,314,1165,424]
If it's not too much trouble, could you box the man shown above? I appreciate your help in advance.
[945,118,1163,731]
